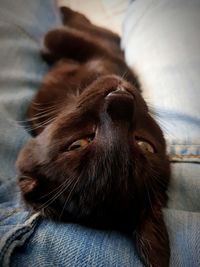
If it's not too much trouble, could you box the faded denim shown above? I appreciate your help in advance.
[0,0,200,266]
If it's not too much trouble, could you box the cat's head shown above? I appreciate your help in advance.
[16,73,170,230]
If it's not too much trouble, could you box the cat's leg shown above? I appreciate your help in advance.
[43,8,122,64]
[42,27,108,63]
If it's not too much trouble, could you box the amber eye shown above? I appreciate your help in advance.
[136,139,155,153]
[67,136,93,151]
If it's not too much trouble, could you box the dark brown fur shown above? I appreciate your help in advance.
[16,7,170,267]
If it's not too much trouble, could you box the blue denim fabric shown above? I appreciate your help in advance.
[0,0,200,266]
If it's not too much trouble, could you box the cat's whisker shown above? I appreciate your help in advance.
[36,176,76,211]
[25,117,56,132]
[7,120,45,133]
[4,109,57,133]
[5,117,30,129]
[19,175,34,181]
[31,97,64,108]
[30,106,58,115]
[58,175,80,220]
[120,69,129,81]
[147,107,179,140]
[144,179,154,215]
[38,180,71,200]
[150,165,169,189]
[75,85,81,97]
[16,110,57,123]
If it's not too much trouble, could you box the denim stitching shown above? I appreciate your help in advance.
[0,213,40,266]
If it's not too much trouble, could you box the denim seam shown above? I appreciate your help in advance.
[170,155,200,158]
[167,144,200,158]
[169,155,200,164]
[4,229,37,267]
[168,144,200,148]
[0,213,40,267]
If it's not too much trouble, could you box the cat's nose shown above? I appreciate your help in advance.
[105,87,134,122]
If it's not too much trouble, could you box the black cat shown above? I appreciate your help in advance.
[16,7,170,267]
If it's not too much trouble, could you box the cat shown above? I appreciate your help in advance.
[16,7,170,267]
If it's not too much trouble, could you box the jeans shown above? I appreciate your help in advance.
[0,0,199,266]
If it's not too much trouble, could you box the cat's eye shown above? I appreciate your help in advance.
[67,136,94,151]
[136,139,155,153]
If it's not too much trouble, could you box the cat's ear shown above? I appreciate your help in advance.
[135,207,170,267]
[16,139,45,202]
[42,7,122,64]
[16,138,58,218]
